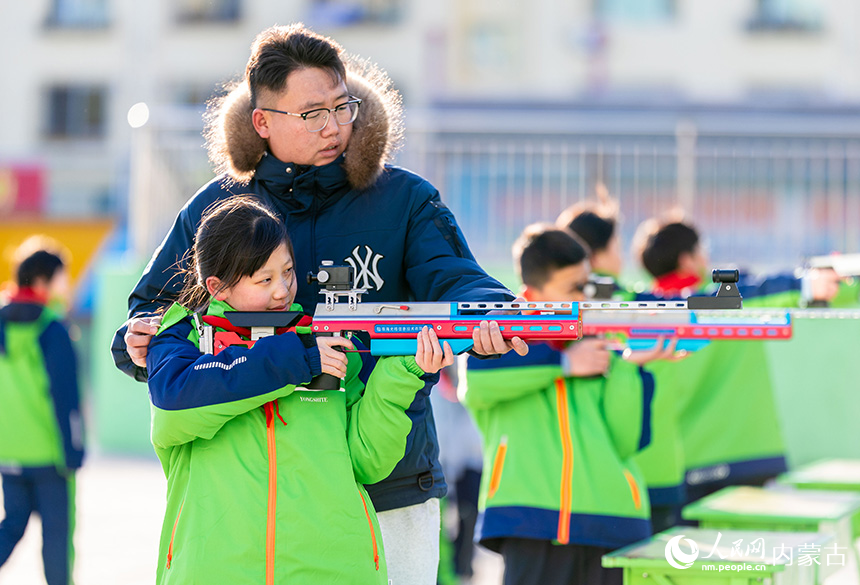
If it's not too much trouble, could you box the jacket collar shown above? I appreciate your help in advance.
[10,287,48,306]
[206,298,305,319]
[652,271,702,297]
[255,152,351,211]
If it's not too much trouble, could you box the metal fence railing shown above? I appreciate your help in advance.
[399,132,860,276]
[130,111,860,279]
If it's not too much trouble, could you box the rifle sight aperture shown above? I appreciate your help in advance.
[307,261,355,291]
[712,269,739,284]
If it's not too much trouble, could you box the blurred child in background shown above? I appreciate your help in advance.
[556,183,624,299]
[633,218,840,511]
[0,237,84,585]
[460,224,677,585]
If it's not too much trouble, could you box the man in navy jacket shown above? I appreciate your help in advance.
[111,24,525,585]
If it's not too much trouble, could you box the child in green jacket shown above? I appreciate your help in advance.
[634,219,840,517]
[146,195,453,585]
[0,241,83,585]
[556,185,624,297]
[461,224,671,585]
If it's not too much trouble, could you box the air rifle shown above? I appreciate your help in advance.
[579,269,795,352]
[305,264,752,357]
[807,253,860,278]
[200,265,768,388]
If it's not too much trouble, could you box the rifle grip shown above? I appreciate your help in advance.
[304,373,342,390]
[302,331,344,391]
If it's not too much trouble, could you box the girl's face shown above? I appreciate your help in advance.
[208,242,297,312]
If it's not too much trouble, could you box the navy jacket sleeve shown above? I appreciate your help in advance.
[111,187,218,381]
[146,319,322,412]
[736,271,801,299]
[403,185,515,303]
[39,321,84,470]
[147,319,323,448]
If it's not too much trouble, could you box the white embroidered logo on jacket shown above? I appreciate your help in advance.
[345,245,385,291]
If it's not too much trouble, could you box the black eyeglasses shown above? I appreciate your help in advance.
[259,97,362,133]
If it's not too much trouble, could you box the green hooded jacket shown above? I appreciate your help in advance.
[146,300,428,585]
[461,343,653,550]
[0,299,83,471]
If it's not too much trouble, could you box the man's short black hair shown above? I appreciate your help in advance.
[513,223,588,288]
[641,222,699,278]
[17,250,65,288]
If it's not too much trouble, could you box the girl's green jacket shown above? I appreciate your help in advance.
[146,300,429,585]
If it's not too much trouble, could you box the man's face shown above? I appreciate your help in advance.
[527,262,591,303]
[253,67,353,166]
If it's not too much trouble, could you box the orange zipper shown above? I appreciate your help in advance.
[358,489,380,570]
[554,377,573,545]
[166,500,184,569]
[623,469,642,510]
[488,436,508,499]
[264,402,278,585]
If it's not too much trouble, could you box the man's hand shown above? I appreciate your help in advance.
[124,315,162,368]
[470,296,530,357]
[564,338,610,377]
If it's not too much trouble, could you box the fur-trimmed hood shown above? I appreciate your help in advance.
[204,57,403,190]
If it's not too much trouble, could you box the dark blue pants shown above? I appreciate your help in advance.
[500,538,622,585]
[0,467,75,585]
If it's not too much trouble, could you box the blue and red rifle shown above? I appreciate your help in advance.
[199,264,780,387]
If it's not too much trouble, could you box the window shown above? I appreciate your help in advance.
[176,0,241,24]
[171,82,230,112]
[593,0,675,22]
[45,85,107,139]
[308,0,401,27]
[45,0,109,28]
[747,0,822,32]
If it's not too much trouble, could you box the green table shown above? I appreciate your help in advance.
[682,486,860,582]
[603,527,833,585]
[779,459,860,493]
[779,459,860,541]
